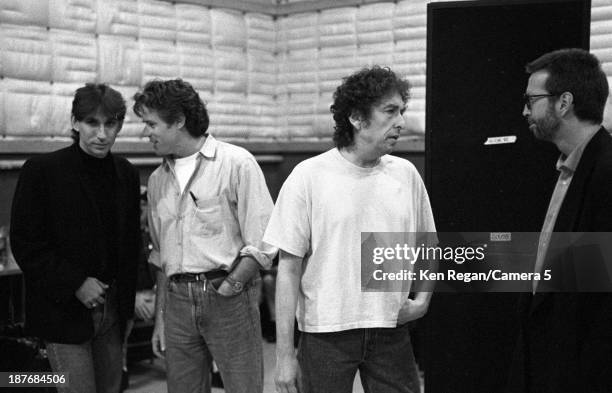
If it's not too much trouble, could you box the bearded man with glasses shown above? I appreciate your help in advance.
[510,48,612,393]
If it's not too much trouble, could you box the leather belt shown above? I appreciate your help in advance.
[169,270,228,283]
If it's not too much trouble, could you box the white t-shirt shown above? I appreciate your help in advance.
[173,151,199,193]
[264,148,437,333]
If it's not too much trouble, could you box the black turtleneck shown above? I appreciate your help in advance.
[77,145,119,283]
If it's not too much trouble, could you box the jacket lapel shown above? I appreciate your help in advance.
[112,157,128,257]
[552,129,604,233]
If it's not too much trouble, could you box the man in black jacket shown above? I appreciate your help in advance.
[514,48,612,393]
[11,83,141,393]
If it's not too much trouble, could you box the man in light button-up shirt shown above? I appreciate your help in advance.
[133,79,276,393]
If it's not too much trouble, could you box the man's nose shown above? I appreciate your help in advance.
[395,112,407,128]
[522,104,530,118]
[96,125,107,139]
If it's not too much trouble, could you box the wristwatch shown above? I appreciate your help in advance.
[224,276,244,294]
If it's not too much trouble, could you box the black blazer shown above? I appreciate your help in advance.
[10,144,141,344]
[512,128,612,393]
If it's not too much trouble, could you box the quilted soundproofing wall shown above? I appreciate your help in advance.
[1,0,611,143]
[0,0,279,140]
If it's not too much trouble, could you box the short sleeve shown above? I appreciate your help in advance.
[263,166,311,258]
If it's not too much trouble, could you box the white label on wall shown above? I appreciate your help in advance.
[490,232,512,241]
[484,135,517,145]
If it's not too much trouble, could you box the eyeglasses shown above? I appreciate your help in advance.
[523,93,557,110]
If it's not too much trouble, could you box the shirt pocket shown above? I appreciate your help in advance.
[192,196,224,237]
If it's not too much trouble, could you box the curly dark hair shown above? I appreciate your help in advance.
[330,66,410,148]
[526,48,608,124]
[70,83,126,141]
[133,79,209,138]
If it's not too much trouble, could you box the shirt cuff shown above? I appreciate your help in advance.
[239,245,277,270]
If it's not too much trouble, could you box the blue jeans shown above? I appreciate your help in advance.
[298,323,420,393]
[164,278,263,393]
[46,286,122,393]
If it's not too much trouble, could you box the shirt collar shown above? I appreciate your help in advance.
[162,134,217,169]
[200,134,218,159]
[555,129,598,173]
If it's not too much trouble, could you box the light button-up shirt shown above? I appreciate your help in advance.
[147,135,277,277]
[533,130,598,292]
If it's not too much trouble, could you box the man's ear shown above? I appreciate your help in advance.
[175,114,186,130]
[349,111,363,130]
[70,115,79,132]
[558,92,574,116]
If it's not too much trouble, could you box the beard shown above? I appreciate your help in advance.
[529,107,560,141]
